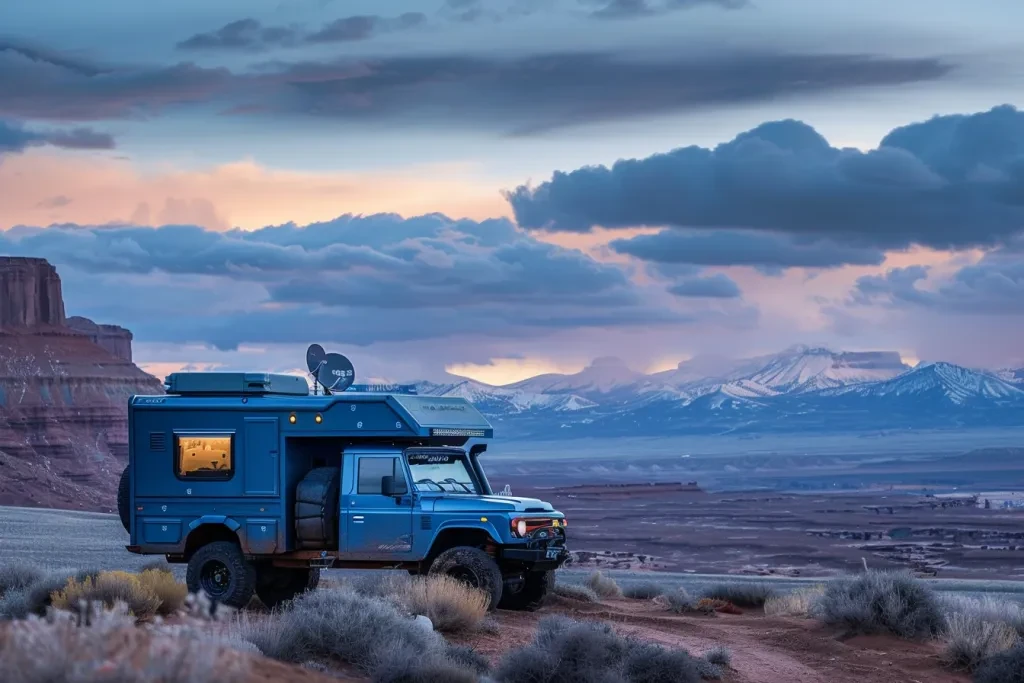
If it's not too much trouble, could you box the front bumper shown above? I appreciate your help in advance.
[502,545,570,569]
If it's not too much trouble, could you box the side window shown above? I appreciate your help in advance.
[175,434,234,480]
[357,457,406,494]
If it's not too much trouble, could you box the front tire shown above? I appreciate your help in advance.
[186,541,256,608]
[428,546,503,611]
[499,570,555,611]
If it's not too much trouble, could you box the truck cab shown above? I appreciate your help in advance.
[119,372,568,611]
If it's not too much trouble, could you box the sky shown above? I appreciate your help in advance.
[2,0,1024,384]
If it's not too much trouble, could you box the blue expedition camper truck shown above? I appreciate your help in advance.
[118,372,569,611]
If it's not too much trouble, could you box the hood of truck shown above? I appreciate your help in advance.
[424,495,557,513]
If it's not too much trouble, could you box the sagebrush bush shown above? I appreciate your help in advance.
[817,570,945,639]
[655,588,715,615]
[446,644,492,676]
[373,649,480,683]
[764,586,825,618]
[943,612,1019,672]
[701,582,777,608]
[140,558,174,575]
[401,574,490,634]
[493,613,723,683]
[553,583,600,603]
[137,569,189,616]
[0,564,44,598]
[52,571,162,620]
[943,595,1024,638]
[0,570,96,620]
[622,582,667,600]
[703,645,732,667]
[973,644,1024,683]
[0,601,251,683]
[585,571,623,599]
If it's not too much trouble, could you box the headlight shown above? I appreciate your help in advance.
[516,519,527,537]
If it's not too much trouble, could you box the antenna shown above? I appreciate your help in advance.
[304,344,355,395]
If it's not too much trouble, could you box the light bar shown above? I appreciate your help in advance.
[431,428,488,437]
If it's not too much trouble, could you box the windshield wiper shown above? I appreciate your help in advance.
[444,478,474,494]
[415,478,444,492]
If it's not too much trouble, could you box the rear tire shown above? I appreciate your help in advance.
[256,566,317,610]
[499,570,555,611]
[186,541,256,609]
[428,546,503,611]
[117,466,130,533]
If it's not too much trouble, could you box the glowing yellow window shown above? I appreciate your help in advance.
[175,435,234,479]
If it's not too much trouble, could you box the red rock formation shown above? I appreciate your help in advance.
[0,257,164,512]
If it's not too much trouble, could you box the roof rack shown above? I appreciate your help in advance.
[164,372,310,396]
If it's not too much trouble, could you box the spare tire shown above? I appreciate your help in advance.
[295,467,340,549]
[117,465,131,533]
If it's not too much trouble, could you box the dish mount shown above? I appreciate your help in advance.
[305,343,355,395]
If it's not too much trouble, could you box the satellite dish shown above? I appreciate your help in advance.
[306,344,326,375]
[316,352,355,392]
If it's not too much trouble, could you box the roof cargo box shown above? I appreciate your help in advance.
[164,372,310,396]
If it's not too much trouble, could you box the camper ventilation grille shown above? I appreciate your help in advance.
[149,432,167,451]
[420,516,433,530]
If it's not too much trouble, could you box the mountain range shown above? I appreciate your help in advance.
[410,346,1024,439]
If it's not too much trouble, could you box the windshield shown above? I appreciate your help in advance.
[407,450,479,494]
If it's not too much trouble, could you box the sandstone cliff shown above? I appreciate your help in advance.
[0,257,164,511]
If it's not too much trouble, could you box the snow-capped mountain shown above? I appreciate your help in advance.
[409,347,1024,438]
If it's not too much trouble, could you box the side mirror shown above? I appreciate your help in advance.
[381,475,396,497]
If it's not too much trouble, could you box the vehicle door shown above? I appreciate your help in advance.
[341,453,415,560]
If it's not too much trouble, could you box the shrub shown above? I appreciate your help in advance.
[0,570,90,620]
[700,582,777,608]
[973,644,1024,683]
[0,564,44,598]
[140,558,174,574]
[373,648,480,683]
[401,574,490,634]
[0,601,250,683]
[817,570,944,639]
[944,595,1024,638]
[622,582,667,600]
[52,571,162,620]
[446,644,492,676]
[493,613,723,683]
[655,588,716,616]
[137,569,189,616]
[703,645,732,667]
[554,583,601,603]
[585,571,623,599]
[943,612,1019,672]
[764,586,825,618]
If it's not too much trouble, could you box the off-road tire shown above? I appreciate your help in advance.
[186,541,256,609]
[294,467,340,549]
[499,570,555,611]
[428,546,503,611]
[255,566,317,610]
[117,466,130,533]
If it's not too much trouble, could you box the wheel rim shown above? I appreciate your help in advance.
[446,566,481,589]
[200,560,232,598]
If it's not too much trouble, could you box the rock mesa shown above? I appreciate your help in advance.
[0,257,164,511]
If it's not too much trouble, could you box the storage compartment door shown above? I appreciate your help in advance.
[243,417,280,496]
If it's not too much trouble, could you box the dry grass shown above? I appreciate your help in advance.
[764,586,826,618]
[0,601,251,683]
[553,583,601,603]
[701,582,777,608]
[52,571,162,621]
[137,570,189,617]
[622,581,667,600]
[400,574,490,634]
[585,571,623,599]
[942,612,1019,672]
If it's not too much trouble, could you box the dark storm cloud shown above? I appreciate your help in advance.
[176,13,427,52]
[508,105,1024,251]
[264,50,952,136]
[1,29,953,134]
[853,254,1024,315]
[0,39,230,122]
[0,119,114,154]
[611,229,885,269]
[667,272,741,298]
[585,0,747,19]
[0,214,698,348]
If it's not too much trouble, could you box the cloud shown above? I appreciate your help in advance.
[508,105,1024,251]
[667,272,742,298]
[0,39,230,122]
[176,13,427,52]
[259,50,952,136]
[0,214,707,349]
[853,254,1024,315]
[585,0,746,19]
[0,119,114,155]
[611,229,885,269]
